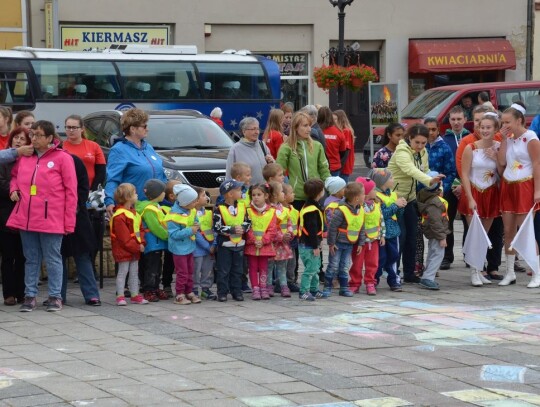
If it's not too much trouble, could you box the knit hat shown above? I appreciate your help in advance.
[143,179,166,200]
[173,184,198,207]
[367,168,392,189]
[355,177,376,196]
[424,171,441,192]
[324,176,346,195]
[219,179,243,195]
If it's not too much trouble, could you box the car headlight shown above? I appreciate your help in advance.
[164,168,187,182]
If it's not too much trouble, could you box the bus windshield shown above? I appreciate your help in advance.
[402,90,457,119]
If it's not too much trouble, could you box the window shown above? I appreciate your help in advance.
[195,62,269,100]
[116,62,200,99]
[497,88,540,116]
[0,72,33,108]
[31,60,120,100]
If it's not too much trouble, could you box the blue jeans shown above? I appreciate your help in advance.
[325,242,353,283]
[20,231,63,299]
[398,201,419,280]
[376,236,400,287]
[339,174,350,183]
[62,253,100,303]
[330,169,341,177]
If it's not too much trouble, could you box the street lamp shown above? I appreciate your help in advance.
[329,0,354,108]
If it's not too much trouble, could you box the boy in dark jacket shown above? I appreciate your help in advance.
[298,179,326,301]
[416,171,450,290]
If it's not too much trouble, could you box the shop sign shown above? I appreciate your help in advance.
[263,53,308,76]
[427,53,508,68]
[60,25,170,51]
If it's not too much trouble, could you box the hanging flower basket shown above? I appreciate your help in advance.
[345,64,379,91]
[313,65,349,91]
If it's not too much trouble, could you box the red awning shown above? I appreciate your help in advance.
[409,38,516,73]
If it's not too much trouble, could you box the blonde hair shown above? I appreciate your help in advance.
[262,108,284,143]
[231,162,251,179]
[114,183,137,205]
[334,109,355,139]
[286,112,313,153]
[268,181,283,203]
[262,162,283,181]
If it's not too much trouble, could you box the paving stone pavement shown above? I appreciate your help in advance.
[2,223,540,406]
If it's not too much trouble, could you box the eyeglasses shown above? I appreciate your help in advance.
[245,128,260,132]
[29,132,46,139]
[139,124,148,129]
[65,126,81,131]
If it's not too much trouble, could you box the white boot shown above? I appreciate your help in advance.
[499,254,516,286]
[471,269,483,287]
[527,256,540,288]
[478,270,492,284]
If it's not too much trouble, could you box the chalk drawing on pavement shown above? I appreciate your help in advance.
[0,367,50,388]
[442,387,540,405]
[480,365,527,383]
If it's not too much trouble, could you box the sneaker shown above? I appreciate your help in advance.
[192,289,199,296]
[241,283,252,293]
[46,297,62,312]
[260,286,270,300]
[267,285,274,297]
[217,295,228,302]
[310,290,329,299]
[287,282,300,292]
[163,286,173,298]
[116,296,127,306]
[86,298,101,306]
[186,292,201,304]
[366,284,377,296]
[322,286,333,297]
[390,285,403,292]
[232,293,244,301]
[339,288,354,297]
[131,294,149,304]
[252,287,261,300]
[349,286,360,294]
[201,288,217,300]
[19,296,36,312]
[419,279,440,290]
[299,292,315,301]
[440,259,451,270]
[280,285,291,298]
[143,291,159,302]
[156,289,169,300]
[174,294,191,305]
[404,276,421,284]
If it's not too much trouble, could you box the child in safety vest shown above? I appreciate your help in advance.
[323,176,347,226]
[165,184,201,305]
[368,168,407,291]
[160,180,180,298]
[268,181,294,298]
[349,177,386,296]
[110,183,148,306]
[135,179,169,303]
[245,183,278,300]
[325,182,366,297]
[263,162,285,296]
[298,179,327,301]
[416,171,449,290]
[213,179,252,302]
[282,183,300,292]
[192,186,217,301]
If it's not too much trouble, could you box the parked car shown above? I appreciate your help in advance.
[83,109,233,201]
[363,81,540,167]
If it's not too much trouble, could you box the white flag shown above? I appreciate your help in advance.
[463,211,492,270]
[510,207,539,272]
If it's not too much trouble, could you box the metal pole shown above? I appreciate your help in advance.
[337,9,345,108]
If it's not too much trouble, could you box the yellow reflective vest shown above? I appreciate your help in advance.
[364,202,382,240]
[164,208,197,241]
[198,208,214,242]
[111,207,142,243]
[299,205,323,237]
[324,201,340,226]
[376,191,398,221]
[218,202,246,244]
[288,206,299,237]
[421,196,449,223]
[247,207,276,239]
[338,205,365,243]
[276,206,290,234]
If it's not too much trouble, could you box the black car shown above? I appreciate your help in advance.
[83,109,233,201]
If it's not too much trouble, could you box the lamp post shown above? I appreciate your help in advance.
[329,0,354,109]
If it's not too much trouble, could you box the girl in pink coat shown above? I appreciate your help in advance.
[8,120,77,312]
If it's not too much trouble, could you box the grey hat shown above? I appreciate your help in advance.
[368,168,392,189]
[425,171,441,192]
[324,176,346,195]
[173,184,199,207]
[143,179,166,200]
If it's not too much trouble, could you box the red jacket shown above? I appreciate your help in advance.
[244,204,277,257]
[341,128,355,175]
[110,205,146,262]
[265,130,284,159]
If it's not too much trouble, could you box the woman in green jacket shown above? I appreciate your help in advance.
[277,112,330,209]
[387,124,444,284]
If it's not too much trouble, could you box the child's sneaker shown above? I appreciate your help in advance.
[174,294,191,305]
[310,290,329,299]
[267,285,274,297]
[19,296,36,312]
[390,285,403,292]
[323,286,332,297]
[46,297,62,312]
[143,291,159,302]
[241,283,252,293]
[116,296,127,306]
[163,286,173,298]
[280,285,291,298]
[339,288,353,297]
[252,287,261,300]
[186,292,201,304]
[201,288,217,300]
[192,289,199,296]
[299,292,315,301]
[260,286,270,300]
[130,295,149,304]
[157,289,169,300]
[350,286,360,294]
[419,279,440,290]
[366,284,377,296]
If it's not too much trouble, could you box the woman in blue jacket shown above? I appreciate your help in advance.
[105,108,167,216]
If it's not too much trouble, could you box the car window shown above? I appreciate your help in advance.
[83,118,105,144]
[102,119,123,147]
[402,90,457,119]
[146,117,233,149]
[497,88,540,116]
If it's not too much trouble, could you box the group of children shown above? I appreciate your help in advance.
[109,161,450,305]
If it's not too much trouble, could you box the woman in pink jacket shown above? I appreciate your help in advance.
[8,120,77,312]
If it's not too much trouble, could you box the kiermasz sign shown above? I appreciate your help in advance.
[60,25,170,51]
